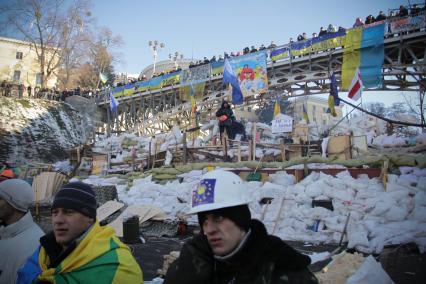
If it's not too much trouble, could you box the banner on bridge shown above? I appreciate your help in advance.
[180,64,211,86]
[211,61,224,75]
[270,46,290,61]
[387,13,426,34]
[291,30,346,57]
[311,30,346,53]
[179,82,206,102]
[112,72,181,97]
[227,51,268,98]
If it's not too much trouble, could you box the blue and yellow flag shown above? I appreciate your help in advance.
[273,96,281,117]
[303,104,309,123]
[328,72,339,117]
[99,72,108,84]
[342,24,385,90]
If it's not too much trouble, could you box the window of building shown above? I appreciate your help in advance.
[16,51,23,60]
[323,107,327,113]
[36,73,43,85]
[13,70,21,82]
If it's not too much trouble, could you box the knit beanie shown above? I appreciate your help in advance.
[198,204,251,232]
[0,179,34,212]
[52,181,97,219]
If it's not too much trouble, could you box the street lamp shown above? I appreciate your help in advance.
[148,40,165,77]
[169,52,184,69]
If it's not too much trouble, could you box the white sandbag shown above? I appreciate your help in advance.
[384,205,408,222]
[268,171,296,186]
[370,200,393,216]
[415,191,426,207]
[410,206,426,222]
[347,225,370,248]
[397,174,418,187]
[311,206,332,219]
[305,180,326,198]
[346,255,394,284]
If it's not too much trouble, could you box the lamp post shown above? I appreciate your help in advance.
[169,52,184,69]
[148,40,165,78]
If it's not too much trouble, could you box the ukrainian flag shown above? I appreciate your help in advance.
[273,97,281,117]
[342,24,385,90]
[303,104,309,123]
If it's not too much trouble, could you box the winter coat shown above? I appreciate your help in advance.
[164,219,318,284]
[0,212,44,284]
[216,102,235,127]
[17,221,142,284]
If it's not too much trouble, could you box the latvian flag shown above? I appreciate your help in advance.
[348,68,363,101]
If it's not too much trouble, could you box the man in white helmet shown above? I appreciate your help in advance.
[164,170,318,284]
[0,179,44,284]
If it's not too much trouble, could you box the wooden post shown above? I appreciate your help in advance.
[252,123,257,161]
[248,139,252,161]
[237,141,241,163]
[382,160,389,191]
[148,140,152,169]
[272,197,286,235]
[223,137,228,160]
[183,132,187,164]
[280,140,286,162]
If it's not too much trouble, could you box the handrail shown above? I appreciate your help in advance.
[98,11,425,105]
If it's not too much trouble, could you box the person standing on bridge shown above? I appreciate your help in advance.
[216,100,235,143]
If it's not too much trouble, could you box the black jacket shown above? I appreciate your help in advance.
[164,219,318,284]
[216,102,234,126]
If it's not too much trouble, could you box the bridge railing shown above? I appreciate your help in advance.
[98,11,425,105]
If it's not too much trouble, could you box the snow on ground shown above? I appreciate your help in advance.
[81,166,426,254]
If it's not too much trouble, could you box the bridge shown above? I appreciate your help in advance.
[97,17,426,135]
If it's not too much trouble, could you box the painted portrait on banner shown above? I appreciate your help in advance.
[228,51,268,97]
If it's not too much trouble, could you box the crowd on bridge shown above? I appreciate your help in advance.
[159,3,426,76]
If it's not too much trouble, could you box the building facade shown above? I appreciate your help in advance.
[0,36,58,89]
[293,96,343,126]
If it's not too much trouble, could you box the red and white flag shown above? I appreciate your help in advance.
[348,68,362,101]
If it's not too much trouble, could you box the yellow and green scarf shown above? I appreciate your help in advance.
[37,221,143,284]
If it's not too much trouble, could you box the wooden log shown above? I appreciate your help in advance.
[280,140,286,162]
[237,141,241,162]
[183,132,187,164]
[252,123,257,161]
[248,139,252,161]
[272,197,286,235]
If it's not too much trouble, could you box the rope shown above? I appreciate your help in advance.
[339,97,426,127]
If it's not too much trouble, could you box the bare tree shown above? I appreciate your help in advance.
[76,27,123,89]
[0,0,93,88]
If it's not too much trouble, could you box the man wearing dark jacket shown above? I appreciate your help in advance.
[216,101,235,141]
[164,170,318,284]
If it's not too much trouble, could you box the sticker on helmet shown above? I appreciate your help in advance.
[192,179,216,207]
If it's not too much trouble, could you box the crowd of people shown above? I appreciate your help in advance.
[2,4,424,101]
[0,80,104,102]
[188,41,277,69]
[0,166,318,283]
[353,4,424,27]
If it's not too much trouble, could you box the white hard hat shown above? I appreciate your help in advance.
[188,169,250,214]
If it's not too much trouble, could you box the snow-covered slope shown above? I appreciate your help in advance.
[0,97,92,163]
